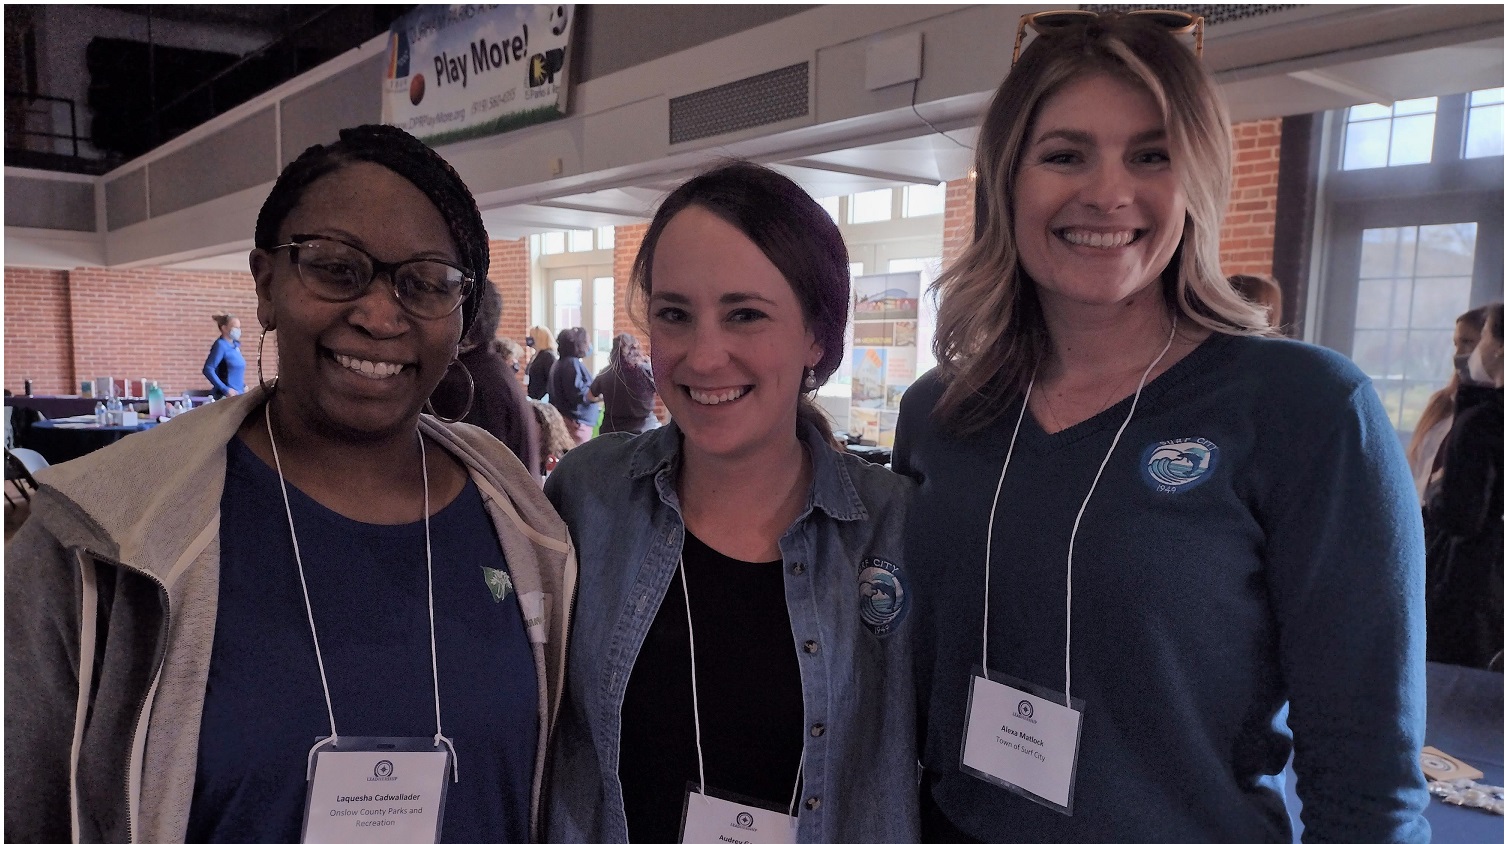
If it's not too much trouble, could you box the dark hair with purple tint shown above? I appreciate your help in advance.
[629,161,851,443]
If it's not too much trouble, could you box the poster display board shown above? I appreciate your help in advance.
[382,4,574,145]
[849,272,921,447]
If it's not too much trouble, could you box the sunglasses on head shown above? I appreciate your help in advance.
[1012,9,1204,65]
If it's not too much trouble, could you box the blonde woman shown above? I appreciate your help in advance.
[893,11,1428,842]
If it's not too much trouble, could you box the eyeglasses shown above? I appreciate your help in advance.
[1012,9,1204,65]
[271,235,474,320]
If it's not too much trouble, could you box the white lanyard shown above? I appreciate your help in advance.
[264,402,459,781]
[981,319,1176,704]
[677,555,805,815]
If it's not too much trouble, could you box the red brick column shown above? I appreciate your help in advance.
[1220,118,1282,277]
[941,174,977,271]
[487,238,532,382]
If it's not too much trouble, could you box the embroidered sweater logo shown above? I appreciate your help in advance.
[1141,438,1218,493]
[859,557,908,636]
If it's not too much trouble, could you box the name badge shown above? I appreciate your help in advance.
[680,787,798,844]
[302,737,453,844]
[960,671,1085,815]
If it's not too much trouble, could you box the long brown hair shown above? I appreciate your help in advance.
[931,13,1272,435]
[1408,305,1490,468]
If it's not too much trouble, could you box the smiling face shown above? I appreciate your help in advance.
[1012,73,1186,315]
[648,206,822,462]
[250,161,463,441]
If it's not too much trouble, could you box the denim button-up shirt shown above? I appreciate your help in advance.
[544,421,920,844]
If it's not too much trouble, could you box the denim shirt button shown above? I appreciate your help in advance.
[790,562,806,575]
[803,640,819,654]
[810,722,825,737]
[805,797,821,811]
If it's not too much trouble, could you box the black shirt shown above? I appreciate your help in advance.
[526,349,556,401]
[618,532,805,844]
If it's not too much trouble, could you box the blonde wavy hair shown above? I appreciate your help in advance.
[932,13,1273,434]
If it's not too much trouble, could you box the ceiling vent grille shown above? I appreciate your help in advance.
[669,62,809,145]
[1081,4,1299,25]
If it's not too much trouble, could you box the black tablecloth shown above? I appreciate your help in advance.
[21,419,150,465]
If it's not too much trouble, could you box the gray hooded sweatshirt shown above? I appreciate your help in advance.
[4,388,576,843]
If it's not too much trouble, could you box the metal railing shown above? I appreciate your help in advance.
[5,92,83,158]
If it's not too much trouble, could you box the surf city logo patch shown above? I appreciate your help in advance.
[859,557,908,636]
[1141,437,1218,493]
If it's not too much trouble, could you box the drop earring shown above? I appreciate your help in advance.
[803,367,818,391]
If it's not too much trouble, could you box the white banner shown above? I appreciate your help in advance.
[382,4,574,145]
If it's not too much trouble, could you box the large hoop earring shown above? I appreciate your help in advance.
[425,359,475,424]
[258,327,278,393]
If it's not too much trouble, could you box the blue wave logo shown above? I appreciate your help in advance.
[1141,438,1218,493]
[859,558,908,636]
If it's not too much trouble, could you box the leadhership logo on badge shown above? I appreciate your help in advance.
[369,759,396,782]
[859,557,908,636]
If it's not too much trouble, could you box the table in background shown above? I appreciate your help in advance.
[1286,661,1504,842]
[20,418,154,465]
[5,395,101,418]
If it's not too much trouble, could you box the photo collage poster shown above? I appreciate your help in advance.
[849,272,921,447]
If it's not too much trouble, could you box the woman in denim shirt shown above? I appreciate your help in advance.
[544,162,919,844]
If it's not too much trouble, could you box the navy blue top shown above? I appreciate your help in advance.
[187,436,538,844]
[203,337,246,397]
[548,356,599,428]
[894,334,1429,843]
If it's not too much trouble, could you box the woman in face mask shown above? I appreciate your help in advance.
[204,313,247,398]
[1408,305,1489,504]
[1425,303,1503,670]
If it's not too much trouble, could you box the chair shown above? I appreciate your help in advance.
[4,447,48,503]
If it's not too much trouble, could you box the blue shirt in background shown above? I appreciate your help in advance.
[203,337,246,398]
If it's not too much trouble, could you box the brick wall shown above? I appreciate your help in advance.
[1220,118,1282,277]
[4,265,263,397]
[488,238,531,349]
[5,268,74,395]
[941,175,976,269]
[612,223,650,350]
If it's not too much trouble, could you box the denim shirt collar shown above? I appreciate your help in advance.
[626,420,867,523]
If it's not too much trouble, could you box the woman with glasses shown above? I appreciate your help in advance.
[893,12,1429,842]
[544,162,918,844]
[5,124,574,844]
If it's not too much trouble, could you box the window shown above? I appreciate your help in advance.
[848,261,864,278]
[1351,223,1476,433]
[817,196,841,223]
[903,183,946,218]
[1341,97,1437,170]
[552,278,583,335]
[1464,88,1504,159]
[540,231,566,255]
[596,225,616,248]
[848,188,893,224]
[567,229,595,252]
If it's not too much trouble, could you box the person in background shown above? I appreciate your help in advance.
[1227,273,1283,330]
[544,162,918,844]
[497,336,526,373]
[892,11,1428,842]
[548,327,599,445]
[5,124,574,843]
[1408,305,1489,504]
[528,398,575,477]
[203,313,247,398]
[590,332,660,435]
[526,325,557,401]
[1425,303,1502,670]
[433,280,542,476]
